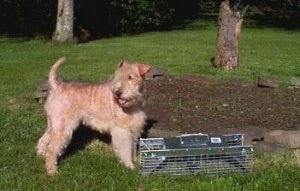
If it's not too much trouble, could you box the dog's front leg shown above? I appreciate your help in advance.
[111,127,135,169]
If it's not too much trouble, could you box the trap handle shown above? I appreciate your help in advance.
[177,133,209,146]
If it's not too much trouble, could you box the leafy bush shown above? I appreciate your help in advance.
[110,0,175,33]
[0,0,56,36]
[75,0,199,37]
[0,0,299,38]
[242,0,300,28]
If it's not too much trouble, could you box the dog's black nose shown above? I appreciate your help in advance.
[115,90,122,97]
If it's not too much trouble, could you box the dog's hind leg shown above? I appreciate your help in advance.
[36,118,52,157]
[44,118,78,175]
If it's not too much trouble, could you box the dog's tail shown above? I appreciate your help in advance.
[48,57,66,90]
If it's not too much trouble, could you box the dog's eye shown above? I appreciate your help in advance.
[128,75,133,80]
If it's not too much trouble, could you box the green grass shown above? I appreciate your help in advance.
[1,20,300,190]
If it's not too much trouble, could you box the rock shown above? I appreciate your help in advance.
[144,68,165,80]
[264,130,300,149]
[257,76,279,88]
[33,80,49,103]
[290,77,300,88]
[38,80,49,91]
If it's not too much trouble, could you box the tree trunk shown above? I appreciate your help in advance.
[52,0,74,43]
[213,0,245,70]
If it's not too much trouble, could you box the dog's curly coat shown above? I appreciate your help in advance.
[36,57,151,175]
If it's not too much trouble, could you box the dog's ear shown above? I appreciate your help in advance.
[136,63,151,77]
[118,61,126,68]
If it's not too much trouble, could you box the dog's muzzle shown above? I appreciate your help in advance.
[114,90,129,107]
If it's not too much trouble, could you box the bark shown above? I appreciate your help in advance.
[52,0,74,42]
[213,0,246,70]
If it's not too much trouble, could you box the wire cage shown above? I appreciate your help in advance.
[139,133,253,176]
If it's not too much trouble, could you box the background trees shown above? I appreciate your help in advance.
[0,0,299,39]
[0,0,56,36]
[241,0,300,28]
[53,0,74,42]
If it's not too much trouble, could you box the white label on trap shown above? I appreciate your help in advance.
[210,137,222,143]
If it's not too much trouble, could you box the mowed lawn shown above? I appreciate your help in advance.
[0,21,300,190]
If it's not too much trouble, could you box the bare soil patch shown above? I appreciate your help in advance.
[144,75,300,135]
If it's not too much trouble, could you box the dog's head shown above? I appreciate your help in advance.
[111,61,151,108]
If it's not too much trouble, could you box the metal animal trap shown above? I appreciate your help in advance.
[139,133,253,176]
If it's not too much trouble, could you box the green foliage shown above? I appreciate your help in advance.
[1,0,299,39]
[242,0,300,28]
[110,0,175,33]
[0,0,56,36]
[0,0,199,38]
[75,0,199,38]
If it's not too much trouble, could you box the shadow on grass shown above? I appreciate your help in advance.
[62,118,157,158]
[62,124,111,159]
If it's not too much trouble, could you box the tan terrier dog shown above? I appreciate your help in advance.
[36,57,151,175]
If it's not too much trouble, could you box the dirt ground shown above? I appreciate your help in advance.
[144,75,300,135]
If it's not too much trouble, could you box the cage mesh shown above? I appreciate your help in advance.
[139,134,253,176]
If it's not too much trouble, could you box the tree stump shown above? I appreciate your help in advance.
[213,0,246,70]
